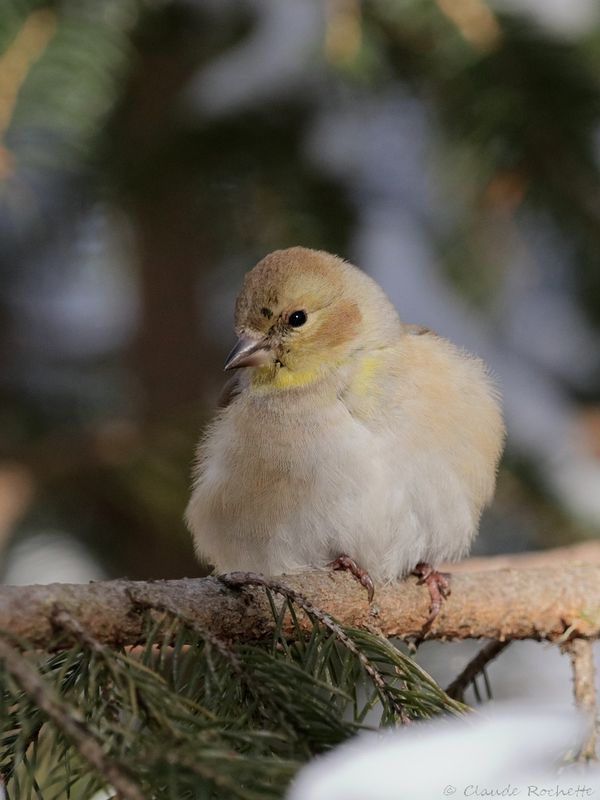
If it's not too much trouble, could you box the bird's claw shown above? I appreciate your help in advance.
[413,562,451,628]
[329,554,375,603]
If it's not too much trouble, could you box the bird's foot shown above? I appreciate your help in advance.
[328,554,375,603]
[412,562,451,627]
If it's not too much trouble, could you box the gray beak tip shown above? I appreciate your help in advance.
[224,335,272,371]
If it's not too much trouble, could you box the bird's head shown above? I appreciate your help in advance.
[225,247,401,390]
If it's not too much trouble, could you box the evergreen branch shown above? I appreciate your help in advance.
[445,640,510,701]
[221,572,412,723]
[1,580,460,797]
[0,636,144,800]
[0,545,599,648]
[125,587,243,671]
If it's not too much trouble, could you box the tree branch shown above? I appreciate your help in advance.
[444,540,600,572]
[563,638,598,760]
[445,640,510,701]
[0,543,599,648]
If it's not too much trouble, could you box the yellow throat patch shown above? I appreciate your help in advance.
[251,362,324,391]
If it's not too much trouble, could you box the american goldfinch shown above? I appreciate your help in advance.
[185,247,505,617]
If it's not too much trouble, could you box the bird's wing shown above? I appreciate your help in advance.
[403,322,437,337]
[216,374,243,409]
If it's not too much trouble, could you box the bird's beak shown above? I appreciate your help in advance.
[224,335,272,371]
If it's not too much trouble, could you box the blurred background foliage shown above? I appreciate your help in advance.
[1,0,600,585]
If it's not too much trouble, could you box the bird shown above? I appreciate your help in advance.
[185,247,505,621]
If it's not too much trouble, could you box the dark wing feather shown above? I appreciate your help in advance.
[217,374,242,409]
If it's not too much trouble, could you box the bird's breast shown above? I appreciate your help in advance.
[206,392,392,528]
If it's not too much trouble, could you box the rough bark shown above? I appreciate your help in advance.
[444,540,600,572]
[1,543,599,648]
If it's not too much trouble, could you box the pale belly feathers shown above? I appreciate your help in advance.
[187,394,477,580]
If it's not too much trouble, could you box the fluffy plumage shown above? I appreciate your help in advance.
[185,247,505,581]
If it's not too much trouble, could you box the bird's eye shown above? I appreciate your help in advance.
[288,310,307,328]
